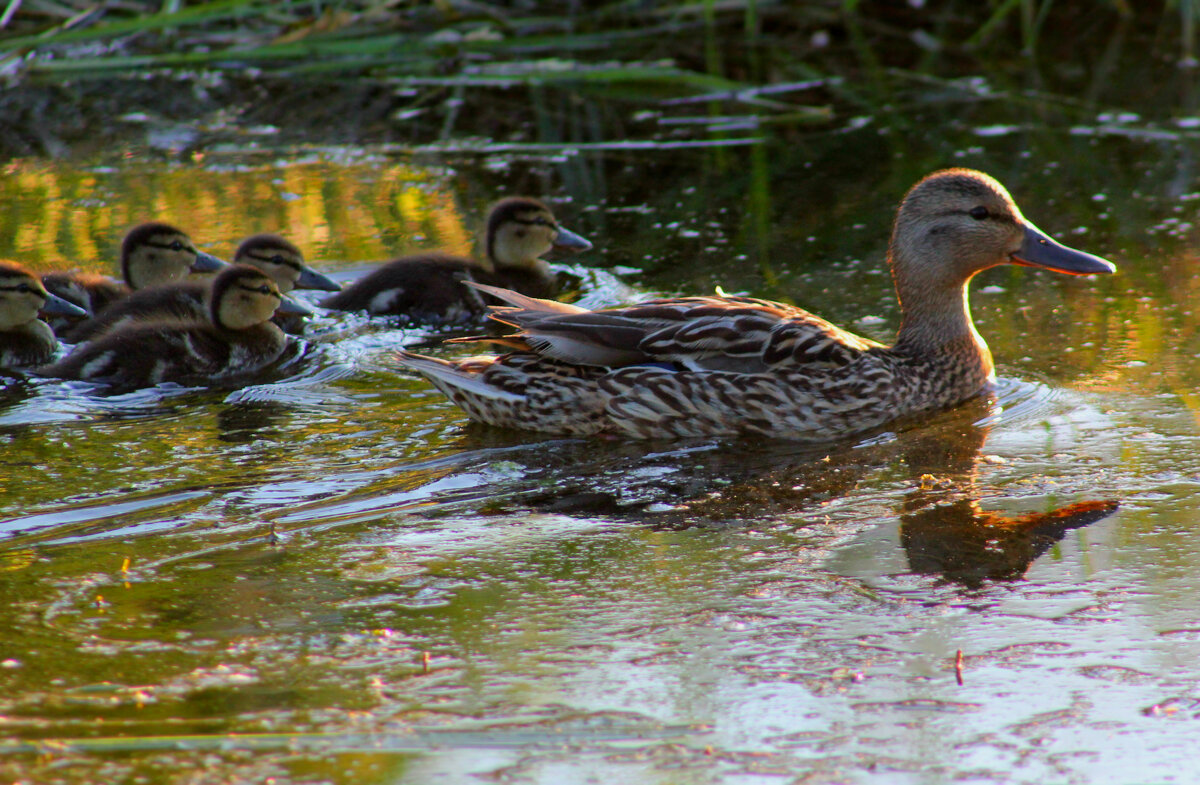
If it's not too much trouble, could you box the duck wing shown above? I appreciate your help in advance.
[64,282,208,343]
[321,255,494,322]
[41,321,230,388]
[468,287,884,372]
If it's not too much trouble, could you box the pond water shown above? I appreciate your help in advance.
[4,98,1200,784]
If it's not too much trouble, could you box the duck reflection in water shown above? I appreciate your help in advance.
[671,397,1117,586]
[500,395,1118,588]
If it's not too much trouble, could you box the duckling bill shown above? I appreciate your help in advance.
[321,196,591,323]
[40,264,309,390]
[43,222,225,324]
[63,233,333,343]
[397,169,1115,440]
[0,262,87,369]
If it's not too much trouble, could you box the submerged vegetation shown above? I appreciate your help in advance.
[0,1,1195,159]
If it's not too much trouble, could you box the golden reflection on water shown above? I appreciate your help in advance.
[0,157,473,273]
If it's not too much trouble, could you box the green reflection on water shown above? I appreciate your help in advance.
[0,159,470,273]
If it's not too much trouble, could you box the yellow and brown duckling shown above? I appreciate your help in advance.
[62,233,335,343]
[320,196,591,323]
[0,262,87,369]
[40,264,310,390]
[398,169,1115,440]
[43,221,226,326]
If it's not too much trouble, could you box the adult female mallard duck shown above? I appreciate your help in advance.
[62,233,336,342]
[320,196,592,323]
[42,222,226,325]
[0,262,87,369]
[397,169,1116,441]
[41,265,310,390]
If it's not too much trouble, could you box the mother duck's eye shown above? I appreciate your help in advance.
[969,206,990,220]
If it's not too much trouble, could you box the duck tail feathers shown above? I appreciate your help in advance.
[461,281,588,315]
[395,350,523,402]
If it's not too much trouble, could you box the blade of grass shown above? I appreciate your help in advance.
[0,0,275,51]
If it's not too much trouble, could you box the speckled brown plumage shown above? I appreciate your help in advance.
[398,169,1116,441]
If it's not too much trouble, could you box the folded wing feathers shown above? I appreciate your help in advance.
[399,284,908,439]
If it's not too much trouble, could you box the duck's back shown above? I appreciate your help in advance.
[63,281,208,343]
[480,293,884,373]
[42,272,128,314]
[322,253,555,323]
[41,272,129,332]
[43,319,290,390]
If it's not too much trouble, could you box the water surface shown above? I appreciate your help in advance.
[2,110,1200,785]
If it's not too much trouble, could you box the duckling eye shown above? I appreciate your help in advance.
[170,240,185,251]
[969,206,990,220]
[270,255,286,265]
[258,285,271,295]
[15,283,32,293]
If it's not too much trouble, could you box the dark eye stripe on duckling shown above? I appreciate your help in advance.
[236,283,279,297]
[509,217,556,228]
[235,235,305,269]
[245,252,301,271]
[142,240,191,252]
[486,196,557,260]
[122,223,192,253]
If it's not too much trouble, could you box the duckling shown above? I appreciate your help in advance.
[320,196,592,323]
[397,169,1115,440]
[40,265,310,390]
[62,233,334,343]
[42,222,226,325]
[235,233,340,292]
[0,262,88,369]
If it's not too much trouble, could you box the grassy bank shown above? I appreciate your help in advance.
[0,1,1188,160]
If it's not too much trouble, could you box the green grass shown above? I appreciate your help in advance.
[0,1,1188,156]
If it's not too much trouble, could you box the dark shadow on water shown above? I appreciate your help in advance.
[450,395,1120,588]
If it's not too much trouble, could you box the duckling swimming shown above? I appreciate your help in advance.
[397,169,1115,440]
[320,196,591,323]
[41,265,310,390]
[63,233,335,342]
[43,222,226,324]
[0,262,87,369]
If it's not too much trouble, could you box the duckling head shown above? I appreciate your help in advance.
[486,197,592,273]
[0,261,87,330]
[122,222,227,289]
[234,234,340,294]
[209,264,299,331]
[889,169,1114,315]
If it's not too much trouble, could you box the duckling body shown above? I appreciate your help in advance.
[0,262,88,369]
[43,222,226,332]
[63,233,332,342]
[321,197,591,323]
[41,265,307,389]
[398,169,1115,440]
